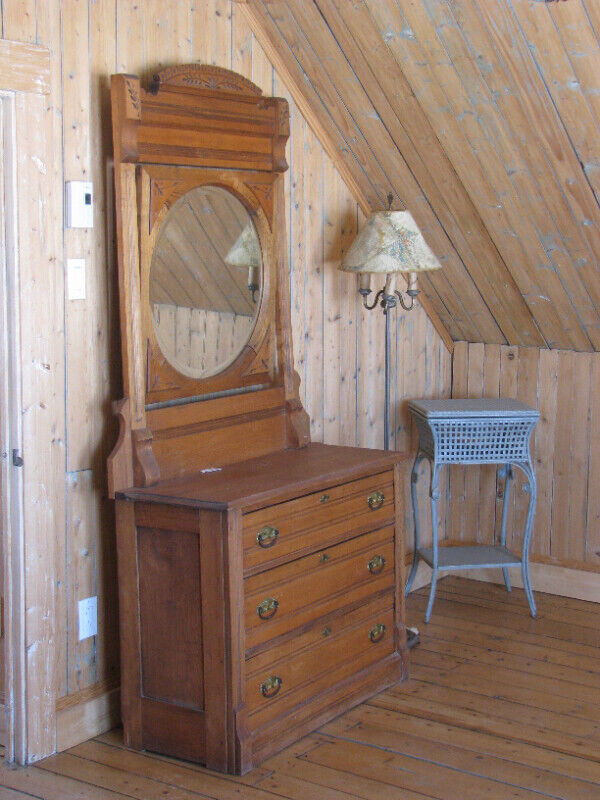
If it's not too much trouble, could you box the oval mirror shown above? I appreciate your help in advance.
[149,186,261,379]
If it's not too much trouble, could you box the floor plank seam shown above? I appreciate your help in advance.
[316,730,571,798]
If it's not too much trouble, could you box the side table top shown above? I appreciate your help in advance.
[408,398,539,420]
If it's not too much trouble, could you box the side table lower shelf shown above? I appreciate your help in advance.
[417,545,522,571]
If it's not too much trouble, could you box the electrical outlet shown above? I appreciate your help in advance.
[78,595,98,641]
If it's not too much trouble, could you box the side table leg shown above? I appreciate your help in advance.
[520,463,537,618]
[499,464,513,593]
[425,569,438,623]
[405,451,425,595]
[424,463,442,623]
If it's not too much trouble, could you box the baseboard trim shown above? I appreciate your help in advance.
[450,562,600,604]
[56,687,120,752]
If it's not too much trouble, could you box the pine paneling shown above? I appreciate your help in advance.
[244,0,600,353]
[451,343,600,572]
[0,0,451,736]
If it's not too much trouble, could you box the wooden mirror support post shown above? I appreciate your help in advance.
[107,64,408,775]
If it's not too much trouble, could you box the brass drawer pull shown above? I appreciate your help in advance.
[367,554,386,575]
[257,525,279,548]
[369,623,386,643]
[260,675,282,698]
[320,494,330,503]
[257,597,279,620]
[367,490,385,510]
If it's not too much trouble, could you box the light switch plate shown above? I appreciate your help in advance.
[66,181,94,228]
[78,596,98,641]
[67,258,86,300]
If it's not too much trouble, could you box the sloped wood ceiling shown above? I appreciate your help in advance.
[239,0,600,350]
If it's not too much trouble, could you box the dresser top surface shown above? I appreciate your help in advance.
[116,443,405,511]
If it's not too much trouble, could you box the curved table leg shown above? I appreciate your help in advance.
[405,450,426,595]
[424,463,442,623]
[425,569,438,624]
[499,464,513,593]
[515,461,537,618]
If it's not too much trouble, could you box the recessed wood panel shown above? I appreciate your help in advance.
[138,527,204,710]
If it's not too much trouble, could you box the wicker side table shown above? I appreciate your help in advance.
[405,398,540,622]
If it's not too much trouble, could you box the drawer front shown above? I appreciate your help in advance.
[244,527,394,651]
[245,601,395,730]
[242,471,394,573]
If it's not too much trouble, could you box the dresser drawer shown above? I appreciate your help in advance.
[244,527,394,651]
[245,598,394,730]
[242,471,394,573]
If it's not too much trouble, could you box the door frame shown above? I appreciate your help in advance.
[0,38,53,764]
[0,87,26,764]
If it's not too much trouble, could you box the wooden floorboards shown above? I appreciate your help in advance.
[1,576,599,799]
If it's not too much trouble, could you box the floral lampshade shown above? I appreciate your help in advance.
[340,209,441,292]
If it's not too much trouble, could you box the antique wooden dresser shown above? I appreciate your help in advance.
[107,63,408,775]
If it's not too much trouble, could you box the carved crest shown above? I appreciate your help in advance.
[152,64,263,96]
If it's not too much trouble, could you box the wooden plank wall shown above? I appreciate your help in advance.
[242,0,600,353]
[152,303,253,376]
[450,342,600,573]
[0,0,450,732]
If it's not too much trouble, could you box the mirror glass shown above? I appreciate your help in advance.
[149,185,261,379]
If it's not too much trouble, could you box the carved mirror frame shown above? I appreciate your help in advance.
[141,166,274,403]
[108,65,309,495]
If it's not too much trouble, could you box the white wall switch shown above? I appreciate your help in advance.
[67,258,86,300]
[66,181,94,228]
[78,595,98,641]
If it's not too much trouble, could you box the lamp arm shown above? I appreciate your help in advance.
[359,288,385,311]
[395,287,419,312]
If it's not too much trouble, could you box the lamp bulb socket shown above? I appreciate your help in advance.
[359,273,372,292]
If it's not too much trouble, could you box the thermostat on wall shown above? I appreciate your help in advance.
[65,181,94,228]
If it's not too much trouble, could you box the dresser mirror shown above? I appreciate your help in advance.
[108,63,308,488]
[149,185,262,379]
